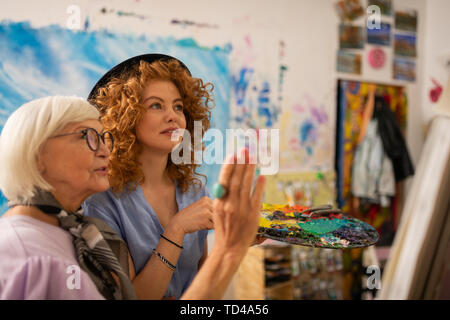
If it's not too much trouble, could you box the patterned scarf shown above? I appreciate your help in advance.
[9,189,136,300]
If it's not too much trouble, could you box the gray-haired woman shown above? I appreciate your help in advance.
[0,96,265,299]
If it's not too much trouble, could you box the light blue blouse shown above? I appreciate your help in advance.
[83,182,209,299]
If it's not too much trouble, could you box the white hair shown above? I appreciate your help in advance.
[0,96,100,204]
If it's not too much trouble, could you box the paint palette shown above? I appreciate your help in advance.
[257,204,379,249]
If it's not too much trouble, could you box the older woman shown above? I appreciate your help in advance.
[0,96,135,299]
[0,96,265,300]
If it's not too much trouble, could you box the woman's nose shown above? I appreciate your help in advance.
[96,140,110,157]
[164,107,178,122]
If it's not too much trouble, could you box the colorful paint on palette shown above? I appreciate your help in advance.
[258,203,379,249]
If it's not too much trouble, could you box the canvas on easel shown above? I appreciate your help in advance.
[378,115,450,299]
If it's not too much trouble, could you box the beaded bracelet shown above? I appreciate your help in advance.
[152,249,176,271]
[160,234,184,249]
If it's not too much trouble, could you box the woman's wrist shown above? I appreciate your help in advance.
[209,245,246,270]
[181,246,243,300]
[160,233,184,249]
[165,217,186,243]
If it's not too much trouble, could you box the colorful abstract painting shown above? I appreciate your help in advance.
[0,21,232,215]
[228,35,282,131]
[279,94,333,171]
[223,33,283,177]
[336,80,407,246]
[258,203,379,249]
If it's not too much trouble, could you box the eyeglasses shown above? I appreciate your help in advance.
[50,128,114,152]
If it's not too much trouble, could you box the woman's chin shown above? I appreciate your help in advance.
[155,143,183,155]
[92,179,110,193]
[140,140,181,154]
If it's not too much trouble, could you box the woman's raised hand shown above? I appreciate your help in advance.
[212,149,266,256]
[180,148,266,300]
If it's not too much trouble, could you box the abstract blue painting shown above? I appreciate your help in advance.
[0,21,231,215]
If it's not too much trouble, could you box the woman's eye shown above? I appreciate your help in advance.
[150,103,162,109]
[174,104,184,111]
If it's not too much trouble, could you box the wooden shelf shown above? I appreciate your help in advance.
[235,245,293,300]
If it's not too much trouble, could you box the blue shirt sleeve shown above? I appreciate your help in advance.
[82,202,124,241]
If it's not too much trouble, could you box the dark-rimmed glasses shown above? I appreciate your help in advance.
[50,128,114,152]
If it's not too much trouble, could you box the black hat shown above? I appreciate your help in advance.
[88,53,191,101]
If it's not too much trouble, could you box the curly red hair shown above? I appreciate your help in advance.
[91,59,214,193]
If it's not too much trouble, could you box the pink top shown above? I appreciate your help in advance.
[0,215,104,300]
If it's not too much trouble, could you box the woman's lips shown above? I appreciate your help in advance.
[161,128,184,139]
[94,167,108,175]
[160,127,178,134]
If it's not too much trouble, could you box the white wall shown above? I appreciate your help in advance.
[421,0,450,122]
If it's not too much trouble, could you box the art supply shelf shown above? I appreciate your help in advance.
[235,240,345,300]
[235,243,293,300]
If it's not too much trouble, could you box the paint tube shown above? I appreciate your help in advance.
[284,183,295,206]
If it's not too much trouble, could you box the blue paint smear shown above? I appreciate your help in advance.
[300,121,315,144]
[257,81,273,127]
[232,68,253,106]
[0,21,231,214]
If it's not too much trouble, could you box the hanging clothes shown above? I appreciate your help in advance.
[373,96,415,182]
[352,118,396,207]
